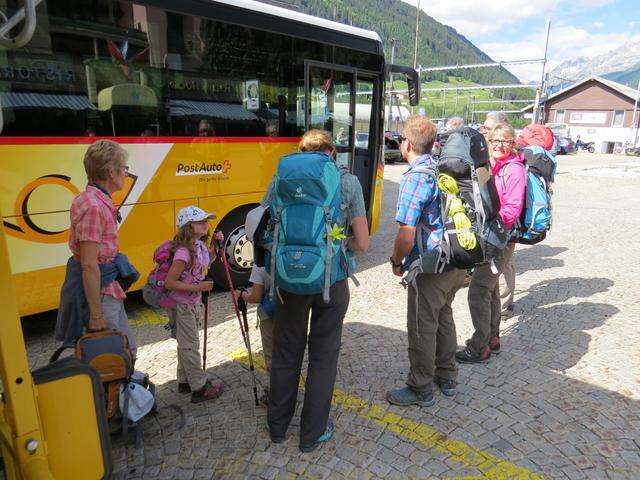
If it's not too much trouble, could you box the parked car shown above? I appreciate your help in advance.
[355,130,403,163]
[556,135,576,155]
[546,122,576,155]
[384,130,402,163]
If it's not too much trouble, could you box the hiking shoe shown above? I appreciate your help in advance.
[501,304,514,318]
[489,336,501,355]
[265,423,285,444]
[434,376,457,397]
[455,346,491,364]
[386,386,435,407]
[177,382,191,394]
[300,419,334,453]
[190,380,224,403]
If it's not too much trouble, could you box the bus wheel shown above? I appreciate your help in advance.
[210,205,255,289]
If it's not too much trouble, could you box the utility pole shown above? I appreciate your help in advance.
[388,39,396,130]
[533,18,551,124]
[413,0,420,70]
[631,78,640,146]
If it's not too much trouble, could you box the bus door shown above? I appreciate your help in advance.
[304,61,381,224]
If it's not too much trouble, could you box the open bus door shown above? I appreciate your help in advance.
[304,61,420,234]
[0,206,112,479]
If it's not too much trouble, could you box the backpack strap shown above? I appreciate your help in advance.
[322,205,333,303]
[408,165,438,254]
[337,168,360,288]
[499,161,527,189]
[400,164,445,287]
[268,206,281,301]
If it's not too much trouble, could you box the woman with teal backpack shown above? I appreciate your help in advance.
[264,130,369,452]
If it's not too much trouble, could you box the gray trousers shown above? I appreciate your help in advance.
[268,280,349,447]
[500,243,516,311]
[170,302,208,391]
[101,294,136,356]
[258,306,274,372]
[406,268,466,394]
[467,249,507,354]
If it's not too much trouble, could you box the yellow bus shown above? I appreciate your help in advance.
[0,0,419,316]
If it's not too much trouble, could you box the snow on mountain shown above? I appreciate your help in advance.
[549,40,640,85]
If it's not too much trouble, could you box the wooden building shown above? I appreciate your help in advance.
[526,76,640,153]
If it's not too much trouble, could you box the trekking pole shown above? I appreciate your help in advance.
[202,283,210,371]
[217,240,260,406]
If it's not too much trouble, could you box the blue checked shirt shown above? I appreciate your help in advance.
[395,154,443,266]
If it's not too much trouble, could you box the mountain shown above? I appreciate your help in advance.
[603,63,640,89]
[259,0,520,86]
[550,40,640,88]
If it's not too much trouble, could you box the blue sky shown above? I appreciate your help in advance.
[400,0,640,83]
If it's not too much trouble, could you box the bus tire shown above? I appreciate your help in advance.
[210,205,256,290]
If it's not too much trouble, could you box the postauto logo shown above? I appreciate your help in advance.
[175,160,232,176]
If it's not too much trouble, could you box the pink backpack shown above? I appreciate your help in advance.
[142,240,177,309]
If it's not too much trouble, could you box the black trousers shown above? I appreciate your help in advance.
[267,280,349,447]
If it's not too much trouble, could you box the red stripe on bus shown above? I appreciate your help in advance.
[0,136,299,145]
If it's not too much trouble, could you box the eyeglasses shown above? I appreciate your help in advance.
[489,139,514,147]
[399,135,408,143]
[478,126,489,134]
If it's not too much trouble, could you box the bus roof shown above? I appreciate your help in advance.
[151,0,384,55]
[216,0,382,42]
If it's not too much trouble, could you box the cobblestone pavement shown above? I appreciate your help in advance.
[17,152,640,479]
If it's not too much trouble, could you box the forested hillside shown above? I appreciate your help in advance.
[268,0,520,86]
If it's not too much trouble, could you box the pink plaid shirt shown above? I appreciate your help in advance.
[69,185,125,299]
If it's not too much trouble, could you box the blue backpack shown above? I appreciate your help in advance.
[264,151,355,302]
[501,146,556,244]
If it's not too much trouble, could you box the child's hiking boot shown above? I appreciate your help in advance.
[455,345,491,364]
[191,380,224,403]
[386,386,435,407]
[434,376,457,397]
[489,336,501,355]
[177,382,191,394]
[299,419,334,453]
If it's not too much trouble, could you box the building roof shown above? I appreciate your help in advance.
[520,75,639,113]
[545,75,638,103]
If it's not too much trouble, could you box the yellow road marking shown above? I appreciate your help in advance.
[127,304,168,327]
[228,349,544,480]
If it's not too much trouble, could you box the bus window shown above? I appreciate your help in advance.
[307,64,355,170]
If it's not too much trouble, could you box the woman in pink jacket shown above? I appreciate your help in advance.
[456,123,526,363]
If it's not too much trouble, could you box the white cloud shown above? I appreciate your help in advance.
[478,26,640,82]
[400,0,637,83]
[403,0,559,36]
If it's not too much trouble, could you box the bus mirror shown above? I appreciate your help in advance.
[386,64,420,106]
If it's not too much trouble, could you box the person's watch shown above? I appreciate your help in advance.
[389,256,402,268]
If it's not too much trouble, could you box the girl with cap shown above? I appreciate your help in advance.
[164,205,225,403]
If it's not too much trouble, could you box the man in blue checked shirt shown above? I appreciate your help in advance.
[387,115,467,408]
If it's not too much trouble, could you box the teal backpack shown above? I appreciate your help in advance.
[501,145,556,245]
[264,151,355,303]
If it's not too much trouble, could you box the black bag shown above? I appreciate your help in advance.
[437,126,490,177]
[522,146,556,183]
[437,129,508,268]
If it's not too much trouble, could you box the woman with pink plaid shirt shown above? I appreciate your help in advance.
[55,140,138,354]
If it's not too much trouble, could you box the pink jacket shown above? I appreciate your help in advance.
[491,152,526,229]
